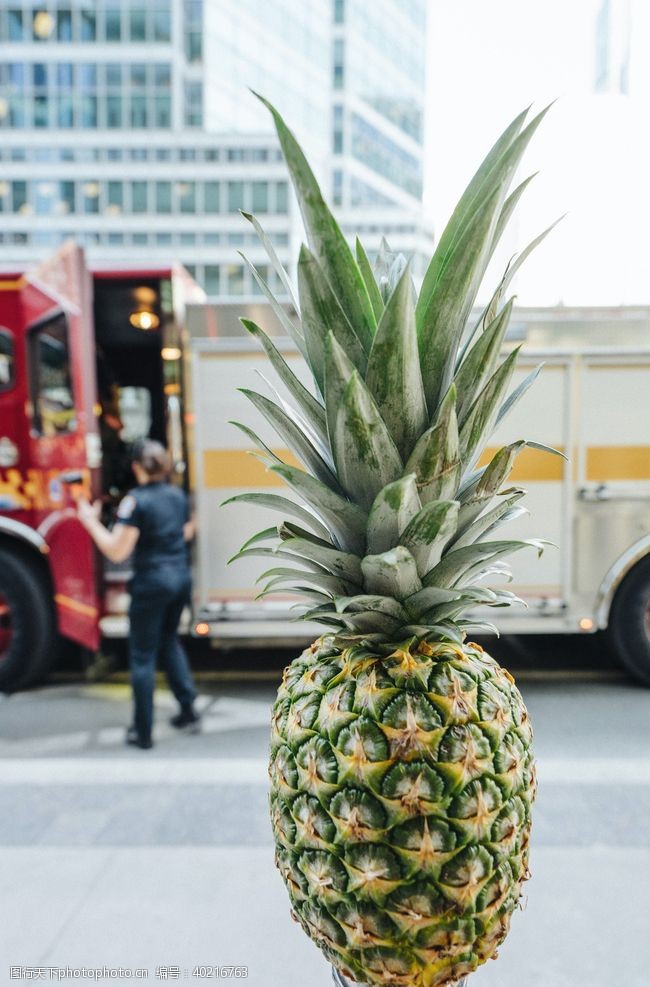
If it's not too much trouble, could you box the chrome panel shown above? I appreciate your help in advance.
[0,517,48,553]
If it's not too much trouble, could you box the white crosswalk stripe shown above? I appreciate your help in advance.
[0,756,649,786]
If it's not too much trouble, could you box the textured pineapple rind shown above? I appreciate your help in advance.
[269,636,536,987]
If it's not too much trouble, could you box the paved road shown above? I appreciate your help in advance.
[1,665,649,986]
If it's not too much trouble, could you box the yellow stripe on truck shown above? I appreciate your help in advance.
[203,445,650,488]
[478,446,566,482]
[587,445,650,481]
[203,449,301,488]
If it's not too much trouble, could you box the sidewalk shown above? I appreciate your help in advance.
[1,679,649,986]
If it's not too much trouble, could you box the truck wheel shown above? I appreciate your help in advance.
[609,556,650,687]
[0,548,55,692]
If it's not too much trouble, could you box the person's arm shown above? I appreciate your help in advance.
[183,516,196,542]
[77,498,140,563]
[183,490,195,542]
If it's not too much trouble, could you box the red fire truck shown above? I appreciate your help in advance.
[0,241,202,691]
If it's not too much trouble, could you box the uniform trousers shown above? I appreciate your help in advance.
[128,564,196,741]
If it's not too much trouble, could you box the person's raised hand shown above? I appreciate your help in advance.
[77,498,102,527]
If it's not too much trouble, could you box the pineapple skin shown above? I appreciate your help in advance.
[270,636,535,987]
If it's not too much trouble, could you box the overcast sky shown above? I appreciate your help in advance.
[424,0,650,305]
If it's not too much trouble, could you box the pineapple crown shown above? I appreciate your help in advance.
[225,94,563,649]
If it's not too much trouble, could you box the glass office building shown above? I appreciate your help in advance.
[0,0,432,296]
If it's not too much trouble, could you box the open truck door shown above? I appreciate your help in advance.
[0,242,101,689]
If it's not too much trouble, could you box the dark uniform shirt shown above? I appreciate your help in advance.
[116,482,189,574]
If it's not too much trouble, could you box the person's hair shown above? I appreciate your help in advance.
[130,438,170,480]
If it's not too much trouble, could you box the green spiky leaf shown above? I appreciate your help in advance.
[454,299,515,424]
[459,347,520,469]
[269,462,367,556]
[365,264,428,460]
[241,211,299,310]
[280,536,363,584]
[355,237,384,320]
[404,386,460,503]
[361,546,422,600]
[333,371,403,512]
[238,253,306,360]
[366,474,422,555]
[298,245,367,392]
[238,388,341,493]
[400,500,459,577]
[240,318,327,447]
[222,492,331,542]
[257,92,376,350]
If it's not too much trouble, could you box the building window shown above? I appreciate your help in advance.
[131,181,148,213]
[153,94,170,127]
[332,104,344,154]
[202,265,219,294]
[227,181,244,213]
[184,0,202,61]
[60,181,75,214]
[226,264,245,295]
[333,38,345,89]
[106,181,123,214]
[129,7,147,41]
[8,8,25,41]
[131,95,147,127]
[153,5,172,42]
[82,181,100,214]
[81,95,98,127]
[177,181,196,213]
[332,169,343,206]
[80,8,96,41]
[251,182,268,213]
[105,4,122,42]
[350,113,423,198]
[106,95,123,128]
[156,181,172,213]
[275,182,288,213]
[204,182,220,213]
[57,8,73,41]
[334,0,345,23]
[12,181,27,213]
[184,81,203,127]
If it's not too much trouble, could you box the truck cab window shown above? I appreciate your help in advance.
[0,330,14,390]
[29,313,76,436]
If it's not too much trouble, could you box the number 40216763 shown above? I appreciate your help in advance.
[192,967,248,979]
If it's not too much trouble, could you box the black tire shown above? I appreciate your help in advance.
[609,555,650,687]
[0,548,55,692]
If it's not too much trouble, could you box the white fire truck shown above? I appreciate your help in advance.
[186,303,650,685]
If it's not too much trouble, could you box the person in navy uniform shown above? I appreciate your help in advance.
[78,438,199,749]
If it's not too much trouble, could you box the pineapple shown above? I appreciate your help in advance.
[227,96,560,986]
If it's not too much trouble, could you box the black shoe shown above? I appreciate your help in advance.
[170,707,201,731]
[126,726,153,749]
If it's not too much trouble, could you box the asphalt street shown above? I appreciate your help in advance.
[1,653,649,987]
